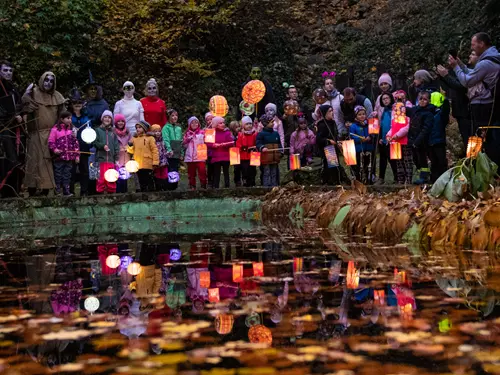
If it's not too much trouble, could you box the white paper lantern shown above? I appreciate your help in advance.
[84,296,100,313]
[127,262,142,276]
[104,168,119,183]
[105,254,121,269]
[125,160,140,173]
[81,126,96,144]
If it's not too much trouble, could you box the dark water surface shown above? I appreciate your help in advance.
[0,224,499,375]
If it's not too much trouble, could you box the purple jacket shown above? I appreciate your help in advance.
[48,124,79,161]
[207,128,234,163]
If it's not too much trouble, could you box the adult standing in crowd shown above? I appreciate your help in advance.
[313,76,345,136]
[22,72,65,196]
[237,66,276,121]
[339,87,373,127]
[84,75,109,128]
[140,78,167,127]
[114,81,144,135]
[450,32,500,165]
[0,60,24,197]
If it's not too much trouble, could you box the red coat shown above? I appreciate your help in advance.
[140,97,167,127]
[236,131,257,160]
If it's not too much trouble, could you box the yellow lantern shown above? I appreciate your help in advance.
[368,118,380,134]
[466,136,482,158]
[232,264,243,282]
[346,261,359,289]
[283,100,299,116]
[242,80,266,105]
[253,262,264,277]
[390,142,402,160]
[127,262,142,276]
[342,140,357,166]
[196,144,208,161]
[104,168,119,183]
[248,324,272,344]
[125,160,139,173]
[209,95,229,117]
[199,271,211,289]
[205,128,215,144]
[400,303,413,321]
[293,257,303,274]
[250,151,261,167]
[215,314,234,335]
[230,147,241,165]
[208,288,220,303]
[105,255,121,269]
[290,154,301,170]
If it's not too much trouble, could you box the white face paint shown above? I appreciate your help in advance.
[123,84,135,99]
[0,65,13,81]
[146,83,157,97]
[43,75,55,91]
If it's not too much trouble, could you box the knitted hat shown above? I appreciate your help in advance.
[354,105,366,115]
[204,112,214,120]
[188,116,200,127]
[136,120,150,132]
[260,114,274,127]
[114,114,126,124]
[319,104,332,119]
[150,124,161,132]
[378,73,393,88]
[414,70,433,84]
[265,103,277,113]
[212,116,225,127]
[241,116,253,125]
[101,110,113,122]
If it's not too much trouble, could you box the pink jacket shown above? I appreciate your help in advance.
[48,124,79,161]
[183,128,206,163]
[114,129,132,167]
[386,116,409,145]
[289,128,316,155]
[207,128,234,163]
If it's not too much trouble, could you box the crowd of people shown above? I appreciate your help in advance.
[0,32,499,198]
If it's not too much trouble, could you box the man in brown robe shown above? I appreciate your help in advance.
[22,72,65,196]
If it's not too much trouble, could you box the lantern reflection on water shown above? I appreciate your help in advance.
[346,261,359,289]
[105,255,121,269]
[127,262,142,276]
[208,288,220,303]
[248,324,272,344]
[215,314,234,335]
[253,262,264,277]
[232,264,243,282]
[293,257,303,273]
[199,271,211,288]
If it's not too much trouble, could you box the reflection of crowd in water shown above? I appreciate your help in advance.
[6,239,497,368]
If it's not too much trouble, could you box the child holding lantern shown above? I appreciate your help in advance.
[229,121,242,187]
[256,114,282,187]
[183,116,207,189]
[162,109,183,190]
[387,102,413,184]
[350,106,375,184]
[375,93,398,185]
[204,112,215,188]
[114,114,131,193]
[236,116,257,187]
[149,124,169,191]
[207,116,234,189]
[94,110,120,194]
[289,113,316,167]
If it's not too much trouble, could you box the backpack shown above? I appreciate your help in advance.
[482,56,500,123]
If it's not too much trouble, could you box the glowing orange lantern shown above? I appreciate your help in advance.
[394,268,410,286]
[215,314,234,335]
[209,95,229,117]
[230,147,241,165]
[253,262,264,277]
[400,303,413,321]
[466,136,482,158]
[390,142,402,160]
[208,288,220,303]
[368,118,380,134]
[290,154,301,170]
[248,324,272,344]
[346,261,359,289]
[342,140,357,166]
[105,255,121,269]
[205,128,215,143]
[374,289,386,306]
[283,100,299,116]
[232,264,243,283]
[199,271,211,289]
[392,102,407,124]
[250,151,261,167]
[293,257,303,274]
[196,143,207,161]
[127,262,142,276]
[242,80,266,105]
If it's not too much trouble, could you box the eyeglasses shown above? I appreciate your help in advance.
[123,85,134,91]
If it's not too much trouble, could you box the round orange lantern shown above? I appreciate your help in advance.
[242,80,266,105]
[248,324,272,344]
[283,100,299,116]
[209,95,229,117]
[215,314,234,335]
[313,88,328,105]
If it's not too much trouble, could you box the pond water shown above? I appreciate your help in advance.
[0,223,499,375]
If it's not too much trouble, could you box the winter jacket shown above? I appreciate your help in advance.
[256,127,282,165]
[428,99,450,146]
[183,128,206,162]
[257,117,285,150]
[72,113,91,152]
[350,121,375,153]
[439,70,470,119]
[162,122,183,158]
[340,95,374,123]
[94,126,120,163]
[380,108,392,145]
[114,97,145,135]
[114,128,132,167]
[289,128,316,155]
[207,128,234,163]
[140,96,167,127]
[313,90,346,135]
[127,134,160,170]
[408,104,437,147]
[154,137,168,167]
[48,124,79,161]
[316,119,339,156]
[236,131,257,160]
[454,46,500,105]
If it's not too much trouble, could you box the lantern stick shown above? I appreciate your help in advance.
[66,151,95,155]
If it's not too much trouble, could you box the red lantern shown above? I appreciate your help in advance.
[390,142,402,160]
[205,128,215,143]
[215,314,234,335]
[368,118,380,134]
[208,288,220,303]
[242,80,266,105]
[374,289,385,306]
[232,264,243,283]
[253,262,264,277]
[466,136,482,158]
[342,140,357,166]
[197,144,207,161]
[209,95,229,117]
[346,261,359,289]
[400,303,413,321]
[290,154,301,170]
[293,257,303,274]
[250,151,261,167]
[248,324,272,344]
[199,271,211,289]
[230,147,241,165]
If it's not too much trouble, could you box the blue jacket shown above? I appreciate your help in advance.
[72,113,91,152]
[408,105,436,147]
[256,127,282,151]
[380,109,392,145]
[350,121,374,153]
[428,99,450,146]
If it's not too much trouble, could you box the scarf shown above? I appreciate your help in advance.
[114,126,129,137]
